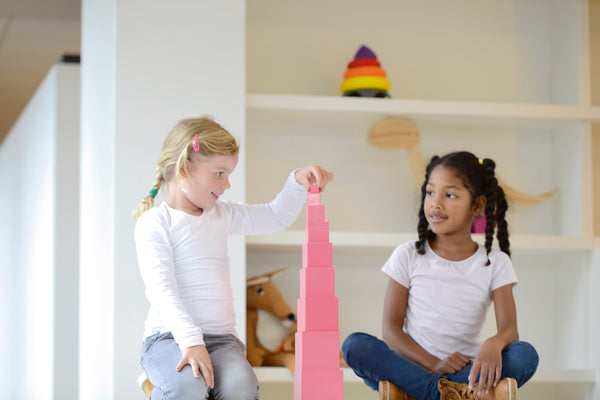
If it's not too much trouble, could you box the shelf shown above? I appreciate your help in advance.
[247,93,600,130]
[253,367,596,384]
[253,367,362,383]
[247,231,600,251]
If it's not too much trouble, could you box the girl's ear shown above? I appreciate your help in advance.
[180,159,194,178]
[473,194,486,216]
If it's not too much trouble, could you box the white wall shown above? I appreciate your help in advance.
[80,1,246,399]
[0,63,80,400]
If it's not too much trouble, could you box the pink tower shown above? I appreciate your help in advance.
[294,185,344,400]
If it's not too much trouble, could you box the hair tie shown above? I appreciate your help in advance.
[149,188,158,198]
[478,158,484,165]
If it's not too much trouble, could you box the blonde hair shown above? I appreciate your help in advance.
[132,117,239,220]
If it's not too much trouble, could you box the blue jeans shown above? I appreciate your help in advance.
[342,332,538,400]
[141,332,260,400]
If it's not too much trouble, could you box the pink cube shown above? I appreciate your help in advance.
[307,196,320,206]
[300,267,335,298]
[297,297,338,332]
[295,331,340,370]
[302,242,332,268]
[306,205,325,224]
[305,222,329,242]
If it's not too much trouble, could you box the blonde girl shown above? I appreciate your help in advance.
[133,117,333,399]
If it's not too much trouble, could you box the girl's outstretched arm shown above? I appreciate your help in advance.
[382,279,471,374]
[468,284,519,396]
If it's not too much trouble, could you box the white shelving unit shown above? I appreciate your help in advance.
[245,1,599,399]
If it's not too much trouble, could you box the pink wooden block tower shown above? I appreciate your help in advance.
[294,185,343,400]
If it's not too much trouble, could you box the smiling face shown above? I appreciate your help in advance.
[424,165,484,237]
[171,152,239,216]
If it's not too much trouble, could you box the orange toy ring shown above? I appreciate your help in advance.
[344,66,386,79]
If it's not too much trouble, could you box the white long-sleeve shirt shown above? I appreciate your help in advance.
[134,171,306,350]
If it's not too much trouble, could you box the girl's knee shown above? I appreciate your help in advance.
[163,369,210,400]
[503,341,539,386]
[342,332,379,365]
[507,341,539,364]
[343,332,371,351]
[520,341,539,361]
[215,371,259,399]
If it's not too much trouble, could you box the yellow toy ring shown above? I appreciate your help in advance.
[340,76,390,92]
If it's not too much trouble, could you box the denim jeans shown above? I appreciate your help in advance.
[140,332,260,400]
[342,332,538,400]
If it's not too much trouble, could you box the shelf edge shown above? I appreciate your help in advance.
[247,93,600,122]
[247,231,599,251]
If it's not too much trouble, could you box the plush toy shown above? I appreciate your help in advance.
[246,268,297,372]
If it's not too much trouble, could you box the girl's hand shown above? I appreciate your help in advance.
[433,352,472,374]
[295,165,334,191]
[468,337,504,396]
[176,344,214,389]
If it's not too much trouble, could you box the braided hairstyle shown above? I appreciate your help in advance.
[132,117,239,221]
[415,151,510,265]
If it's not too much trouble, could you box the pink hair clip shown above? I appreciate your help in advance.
[192,134,200,152]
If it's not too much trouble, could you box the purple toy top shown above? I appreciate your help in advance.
[354,45,377,60]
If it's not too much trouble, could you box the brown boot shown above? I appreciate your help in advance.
[379,380,417,400]
[137,372,155,398]
[438,377,517,400]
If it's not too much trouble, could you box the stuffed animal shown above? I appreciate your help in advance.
[246,268,297,372]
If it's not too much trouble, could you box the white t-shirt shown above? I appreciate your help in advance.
[381,240,517,360]
[134,171,306,350]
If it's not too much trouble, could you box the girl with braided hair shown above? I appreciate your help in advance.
[343,151,538,400]
[132,116,334,399]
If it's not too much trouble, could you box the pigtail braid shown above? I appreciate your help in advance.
[415,156,440,254]
[132,169,165,221]
[495,184,511,257]
[482,158,497,266]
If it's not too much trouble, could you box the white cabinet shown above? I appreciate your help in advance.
[245,1,600,399]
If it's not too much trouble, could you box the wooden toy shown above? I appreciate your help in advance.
[341,45,391,97]
[368,117,558,206]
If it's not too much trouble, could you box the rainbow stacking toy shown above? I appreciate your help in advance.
[294,185,343,400]
[340,45,390,97]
